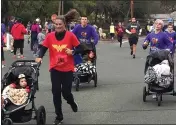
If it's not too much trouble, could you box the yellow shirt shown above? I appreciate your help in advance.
[110,25,115,33]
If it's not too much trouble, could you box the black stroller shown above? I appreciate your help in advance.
[73,42,97,91]
[143,50,176,106]
[1,60,46,125]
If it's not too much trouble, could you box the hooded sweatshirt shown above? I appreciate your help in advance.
[11,23,27,40]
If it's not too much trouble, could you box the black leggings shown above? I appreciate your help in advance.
[50,69,74,119]
[1,47,5,61]
[117,36,123,47]
[14,48,23,55]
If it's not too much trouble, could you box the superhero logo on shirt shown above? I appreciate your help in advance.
[81,32,87,38]
[169,37,173,43]
[52,44,67,52]
[52,44,68,66]
[152,38,158,44]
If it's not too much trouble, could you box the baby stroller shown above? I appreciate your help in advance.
[73,42,97,91]
[143,50,176,106]
[1,60,46,125]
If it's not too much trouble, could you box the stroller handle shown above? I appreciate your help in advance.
[11,60,41,69]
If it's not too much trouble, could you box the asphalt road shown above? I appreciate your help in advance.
[2,36,176,124]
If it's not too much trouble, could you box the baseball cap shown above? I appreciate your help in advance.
[168,18,173,23]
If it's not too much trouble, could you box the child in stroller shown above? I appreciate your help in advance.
[73,42,97,91]
[1,60,46,125]
[2,74,30,108]
[143,50,176,106]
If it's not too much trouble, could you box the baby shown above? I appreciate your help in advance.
[2,74,30,107]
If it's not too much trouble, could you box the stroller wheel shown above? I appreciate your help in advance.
[143,86,147,102]
[94,72,97,87]
[74,78,80,91]
[157,94,162,106]
[36,106,46,125]
[3,118,13,125]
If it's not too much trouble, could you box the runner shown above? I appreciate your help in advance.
[142,19,173,99]
[163,18,176,32]
[126,17,142,58]
[110,22,115,41]
[145,20,154,34]
[30,20,39,51]
[11,19,27,59]
[72,15,99,65]
[115,22,125,47]
[8,16,15,53]
[1,21,6,68]
[35,9,84,125]
[165,24,176,58]
[142,19,173,53]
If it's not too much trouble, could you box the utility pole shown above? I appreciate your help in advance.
[61,0,64,15]
[130,0,134,18]
[58,0,61,15]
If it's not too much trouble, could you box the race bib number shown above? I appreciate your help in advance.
[150,46,159,51]
[55,54,68,66]
[131,28,136,33]
[79,38,89,44]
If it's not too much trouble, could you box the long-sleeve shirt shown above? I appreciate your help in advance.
[72,24,99,45]
[1,23,6,47]
[11,23,27,40]
[31,24,40,33]
[143,31,173,53]
[72,24,99,65]
[165,30,176,53]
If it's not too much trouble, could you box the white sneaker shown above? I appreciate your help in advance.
[2,65,6,68]
[152,94,156,99]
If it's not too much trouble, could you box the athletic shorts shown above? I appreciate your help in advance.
[128,36,138,46]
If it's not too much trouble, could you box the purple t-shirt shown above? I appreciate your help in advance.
[143,31,173,53]
[165,31,176,53]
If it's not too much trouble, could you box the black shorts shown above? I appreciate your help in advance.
[110,33,115,37]
[13,39,24,48]
[128,36,138,46]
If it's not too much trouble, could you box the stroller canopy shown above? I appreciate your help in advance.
[2,66,37,87]
[144,50,174,74]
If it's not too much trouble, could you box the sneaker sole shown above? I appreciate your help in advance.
[53,120,63,125]
[74,102,78,112]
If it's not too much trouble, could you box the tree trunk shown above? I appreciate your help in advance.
[94,9,98,24]
[62,0,64,15]
[2,0,9,24]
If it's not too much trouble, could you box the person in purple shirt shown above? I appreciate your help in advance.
[72,15,99,64]
[142,19,173,53]
[1,21,6,68]
[1,23,6,35]
[164,24,176,57]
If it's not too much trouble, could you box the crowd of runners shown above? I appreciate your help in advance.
[1,8,176,124]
